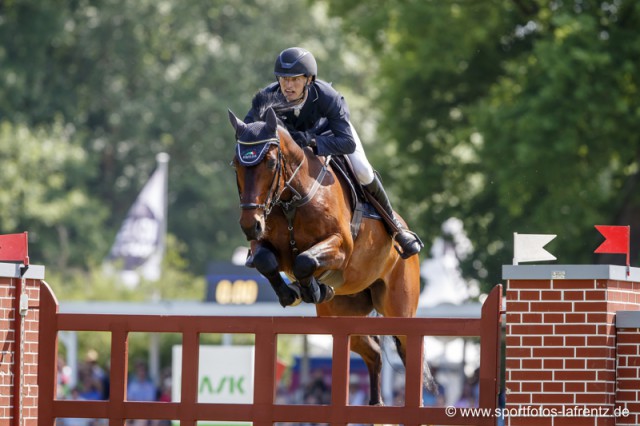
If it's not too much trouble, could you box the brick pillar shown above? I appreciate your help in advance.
[615,312,640,426]
[0,263,44,426]
[503,265,640,426]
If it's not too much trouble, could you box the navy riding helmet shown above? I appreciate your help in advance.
[274,47,317,80]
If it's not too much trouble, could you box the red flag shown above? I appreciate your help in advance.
[594,225,630,254]
[0,232,29,265]
[275,358,287,384]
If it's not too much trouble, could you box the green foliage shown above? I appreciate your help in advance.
[5,0,640,297]
[0,120,108,268]
[327,0,640,289]
[469,2,640,284]
[47,234,206,301]
[0,0,376,277]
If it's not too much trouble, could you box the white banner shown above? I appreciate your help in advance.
[171,345,255,404]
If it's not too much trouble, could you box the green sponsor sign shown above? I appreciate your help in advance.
[172,345,254,425]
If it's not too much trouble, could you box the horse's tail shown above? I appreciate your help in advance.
[422,355,438,394]
[377,322,438,395]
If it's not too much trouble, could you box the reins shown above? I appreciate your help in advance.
[278,154,330,256]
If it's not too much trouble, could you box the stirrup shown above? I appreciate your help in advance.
[393,230,424,259]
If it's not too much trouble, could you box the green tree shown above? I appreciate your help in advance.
[0,0,377,275]
[0,121,108,269]
[473,2,640,282]
[327,0,640,290]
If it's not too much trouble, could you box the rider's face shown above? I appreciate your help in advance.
[278,75,309,102]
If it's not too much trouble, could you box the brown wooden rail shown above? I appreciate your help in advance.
[38,282,502,426]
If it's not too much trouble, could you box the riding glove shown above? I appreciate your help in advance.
[291,131,316,149]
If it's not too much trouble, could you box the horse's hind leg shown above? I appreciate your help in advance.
[252,245,300,307]
[350,334,384,406]
[316,293,384,406]
[392,336,437,396]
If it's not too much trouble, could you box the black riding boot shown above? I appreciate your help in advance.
[365,176,423,259]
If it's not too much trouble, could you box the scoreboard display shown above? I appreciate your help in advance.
[205,262,280,304]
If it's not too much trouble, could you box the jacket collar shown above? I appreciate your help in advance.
[307,83,319,103]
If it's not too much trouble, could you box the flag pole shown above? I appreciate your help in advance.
[513,232,518,265]
[156,152,170,279]
[626,225,630,276]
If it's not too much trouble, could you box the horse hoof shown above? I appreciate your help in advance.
[318,284,335,303]
[287,284,302,306]
[279,283,302,307]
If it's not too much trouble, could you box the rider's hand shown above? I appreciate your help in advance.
[291,131,316,148]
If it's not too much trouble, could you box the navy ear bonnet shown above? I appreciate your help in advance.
[236,121,279,166]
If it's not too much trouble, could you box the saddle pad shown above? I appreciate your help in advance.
[360,202,382,220]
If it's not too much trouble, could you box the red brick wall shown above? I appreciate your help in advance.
[616,328,640,426]
[506,276,640,426]
[507,279,614,425]
[0,274,41,426]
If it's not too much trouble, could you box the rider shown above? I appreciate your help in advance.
[244,47,423,260]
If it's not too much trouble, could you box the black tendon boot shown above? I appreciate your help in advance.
[364,176,423,259]
[299,277,335,304]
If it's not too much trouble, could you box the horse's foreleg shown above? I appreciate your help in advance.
[293,234,346,304]
[253,245,300,307]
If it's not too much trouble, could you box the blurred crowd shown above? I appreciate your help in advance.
[56,350,485,426]
[56,350,172,426]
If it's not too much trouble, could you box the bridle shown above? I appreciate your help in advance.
[236,136,327,214]
[236,138,285,215]
[235,134,330,254]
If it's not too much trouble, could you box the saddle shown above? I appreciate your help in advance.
[327,155,381,240]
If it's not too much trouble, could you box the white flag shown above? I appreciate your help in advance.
[106,153,169,286]
[513,233,557,264]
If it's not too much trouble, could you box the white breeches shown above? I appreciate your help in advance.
[346,123,375,185]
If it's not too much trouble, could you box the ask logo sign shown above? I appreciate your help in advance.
[172,345,255,404]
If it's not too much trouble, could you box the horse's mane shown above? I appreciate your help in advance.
[250,90,294,123]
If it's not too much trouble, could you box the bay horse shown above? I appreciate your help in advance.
[228,95,433,405]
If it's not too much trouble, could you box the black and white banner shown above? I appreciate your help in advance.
[107,153,169,286]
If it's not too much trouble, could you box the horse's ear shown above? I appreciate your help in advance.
[228,109,246,138]
[265,107,278,133]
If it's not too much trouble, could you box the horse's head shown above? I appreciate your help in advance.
[229,107,285,240]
